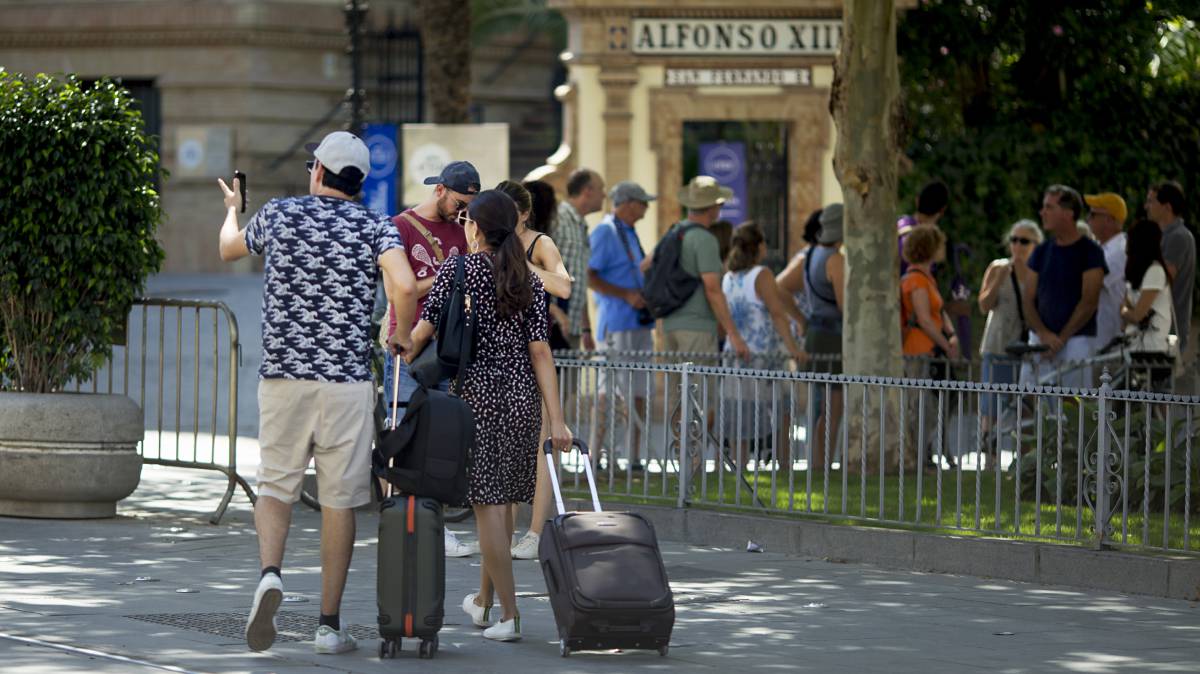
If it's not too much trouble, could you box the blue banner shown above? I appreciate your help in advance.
[698,141,747,223]
[362,123,399,216]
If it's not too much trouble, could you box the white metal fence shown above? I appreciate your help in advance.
[552,352,1199,553]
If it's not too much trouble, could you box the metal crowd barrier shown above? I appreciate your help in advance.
[551,355,1200,554]
[70,297,255,524]
[556,347,1180,395]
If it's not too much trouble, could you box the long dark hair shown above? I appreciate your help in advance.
[495,180,532,215]
[1125,218,1171,291]
[469,190,531,319]
[523,179,558,233]
[726,221,764,273]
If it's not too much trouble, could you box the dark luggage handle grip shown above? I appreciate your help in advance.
[543,438,602,515]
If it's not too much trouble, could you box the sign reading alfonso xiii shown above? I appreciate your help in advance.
[632,19,842,55]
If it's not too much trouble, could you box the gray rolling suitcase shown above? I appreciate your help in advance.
[538,439,674,657]
[376,377,444,660]
[377,492,443,659]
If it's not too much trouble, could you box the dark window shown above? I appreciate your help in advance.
[683,121,789,269]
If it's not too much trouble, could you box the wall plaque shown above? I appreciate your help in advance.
[665,68,813,87]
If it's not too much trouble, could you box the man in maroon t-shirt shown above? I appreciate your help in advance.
[383,160,481,558]
[384,160,480,400]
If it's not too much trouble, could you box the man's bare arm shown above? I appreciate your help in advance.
[1056,268,1104,341]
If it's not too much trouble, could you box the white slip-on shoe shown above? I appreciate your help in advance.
[313,624,358,654]
[482,615,522,642]
[445,530,478,558]
[510,531,540,560]
[462,593,493,628]
[245,573,283,652]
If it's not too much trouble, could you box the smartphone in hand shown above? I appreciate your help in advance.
[234,170,247,213]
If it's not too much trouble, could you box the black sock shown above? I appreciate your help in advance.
[261,566,281,579]
[319,613,340,631]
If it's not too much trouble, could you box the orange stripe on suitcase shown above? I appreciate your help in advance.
[406,495,415,533]
[404,613,413,636]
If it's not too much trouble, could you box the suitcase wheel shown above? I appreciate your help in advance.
[379,638,399,659]
[658,644,669,657]
[559,638,570,658]
[418,635,438,659]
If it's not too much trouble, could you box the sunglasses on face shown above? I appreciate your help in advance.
[305,160,316,173]
[1010,236,1035,245]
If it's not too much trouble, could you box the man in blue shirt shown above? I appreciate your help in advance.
[1020,184,1108,387]
[588,181,655,470]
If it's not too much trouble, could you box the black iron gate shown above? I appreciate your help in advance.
[366,14,423,125]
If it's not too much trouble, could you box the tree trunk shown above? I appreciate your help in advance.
[417,0,472,124]
[832,0,904,474]
[832,0,903,378]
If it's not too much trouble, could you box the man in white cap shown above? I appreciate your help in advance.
[658,175,749,358]
[216,130,417,655]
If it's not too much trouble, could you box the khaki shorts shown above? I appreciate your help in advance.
[257,379,375,509]
[661,329,718,357]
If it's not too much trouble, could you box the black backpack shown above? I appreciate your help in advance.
[372,385,473,506]
[642,223,707,319]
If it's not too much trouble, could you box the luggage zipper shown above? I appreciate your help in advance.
[403,494,415,636]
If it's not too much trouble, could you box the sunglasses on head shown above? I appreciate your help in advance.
[1010,236,1035,245]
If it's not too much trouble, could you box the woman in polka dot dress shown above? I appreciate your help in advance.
[406,189,572,642]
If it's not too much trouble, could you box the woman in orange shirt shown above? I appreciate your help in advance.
[901,227,959,360]
[900,226,958,469]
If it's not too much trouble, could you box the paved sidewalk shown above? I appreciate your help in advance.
[2,466,1199,673]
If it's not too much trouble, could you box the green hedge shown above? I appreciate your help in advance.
[0,72,164,393]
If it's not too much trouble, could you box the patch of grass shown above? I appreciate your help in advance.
[565,464,1200,552]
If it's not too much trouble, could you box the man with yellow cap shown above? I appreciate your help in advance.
[1085,192,1128,351]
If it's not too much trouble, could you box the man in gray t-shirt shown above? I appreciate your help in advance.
[1146,182,1195,355]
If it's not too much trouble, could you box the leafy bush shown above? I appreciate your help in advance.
[0,71,164,393]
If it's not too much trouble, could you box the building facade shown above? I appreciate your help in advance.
[0,0,562,272]
[536,0,897,265]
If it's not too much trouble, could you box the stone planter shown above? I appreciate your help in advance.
[0,392,143,518]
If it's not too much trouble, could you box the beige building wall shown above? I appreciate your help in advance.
[540,0,864,262]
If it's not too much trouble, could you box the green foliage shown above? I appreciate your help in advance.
[1013,398,1200,515]
[471,0,566,51]
[0,71,164,393]
[898,2,1200,317]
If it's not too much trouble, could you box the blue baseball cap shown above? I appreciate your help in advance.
[423,160,481,195]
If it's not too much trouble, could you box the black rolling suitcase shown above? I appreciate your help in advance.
[375,376,444,660]
[538,439,674,658]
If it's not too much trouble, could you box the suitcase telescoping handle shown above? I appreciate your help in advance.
[543,438,602,515]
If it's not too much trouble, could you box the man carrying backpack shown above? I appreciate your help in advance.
[646,175,749,358]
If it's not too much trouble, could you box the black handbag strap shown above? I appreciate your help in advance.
[451,255,471,393]
[805,248,838,305]
[1009,265,1027,332]
[613,220,645,290]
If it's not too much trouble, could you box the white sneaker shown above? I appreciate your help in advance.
[313,624,358,654]
[245,573,283,652]
[462,593,493,628]
[510,531,540,560]
[482,615,522,642]
[445,530,478,558]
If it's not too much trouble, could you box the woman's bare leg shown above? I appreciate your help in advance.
[474,504,518,621]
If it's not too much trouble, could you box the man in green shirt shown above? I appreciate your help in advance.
[662,176,749,358]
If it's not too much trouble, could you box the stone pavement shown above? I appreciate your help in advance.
[2,465,1199,674]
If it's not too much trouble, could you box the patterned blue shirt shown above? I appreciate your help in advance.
[245,195,403,382]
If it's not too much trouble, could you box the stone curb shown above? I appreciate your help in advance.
[563,499,1200,602]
